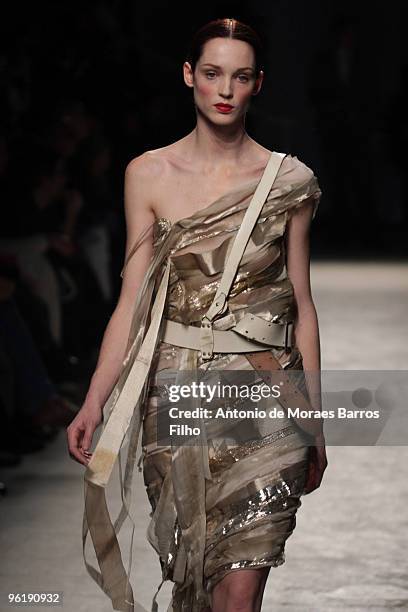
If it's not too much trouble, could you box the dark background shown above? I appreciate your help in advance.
[2,2,408,261]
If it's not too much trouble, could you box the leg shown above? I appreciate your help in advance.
[210,567,271,612]
[254,567,270,611]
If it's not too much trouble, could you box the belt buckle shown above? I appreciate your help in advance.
[284,321,294,352]
[200,315,214,360]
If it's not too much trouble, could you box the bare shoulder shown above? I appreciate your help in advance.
[125,150,166,183]
[125,145,183,189]
[123,150,172,220]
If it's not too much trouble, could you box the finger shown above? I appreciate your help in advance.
[81,424,95,457]
[67,425,88,466]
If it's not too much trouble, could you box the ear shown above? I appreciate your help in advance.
[183,61,194,88]
[252,70,264,96]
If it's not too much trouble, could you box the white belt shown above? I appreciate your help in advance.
[162,313,294,354]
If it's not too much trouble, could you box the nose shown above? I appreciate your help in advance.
[218,77,233,98]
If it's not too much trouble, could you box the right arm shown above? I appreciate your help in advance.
[66,153,157,466]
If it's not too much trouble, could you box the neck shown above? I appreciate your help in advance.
[185,113,254,169]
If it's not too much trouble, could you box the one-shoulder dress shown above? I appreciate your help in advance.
[82,151,322,612]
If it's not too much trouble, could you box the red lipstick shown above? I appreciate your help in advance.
[214,103,234,113]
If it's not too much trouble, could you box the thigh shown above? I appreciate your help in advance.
[203,413,310,595]
[141,388,174,515]
[210,566,271,612]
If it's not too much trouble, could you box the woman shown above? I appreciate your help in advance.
[67,17,328,612]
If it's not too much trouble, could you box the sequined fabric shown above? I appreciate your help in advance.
[82,152,322,612]
[142,351,311,611]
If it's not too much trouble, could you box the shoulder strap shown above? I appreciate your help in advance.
[200,151,287,359]
[206,151,286,321]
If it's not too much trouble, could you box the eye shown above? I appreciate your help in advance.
[238,74,250,83]
[206,71,217,79]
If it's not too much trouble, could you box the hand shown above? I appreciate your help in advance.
[303,433,328,495]
[66,405,102,466]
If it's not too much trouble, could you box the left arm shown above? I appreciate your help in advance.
[285,197,323,437]
[285,197,328,493]
[285,197,321,374]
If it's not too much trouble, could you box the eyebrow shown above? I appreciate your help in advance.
[201,63,254,71]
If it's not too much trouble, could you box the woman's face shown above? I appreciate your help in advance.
[184,37,263,124]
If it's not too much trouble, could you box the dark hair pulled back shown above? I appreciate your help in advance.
[186,17,264,77]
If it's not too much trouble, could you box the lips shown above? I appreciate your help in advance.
[214,104,234,112]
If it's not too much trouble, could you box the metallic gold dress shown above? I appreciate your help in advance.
[82,152,322,612]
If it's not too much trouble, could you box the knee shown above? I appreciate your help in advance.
[213,570,264,611]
